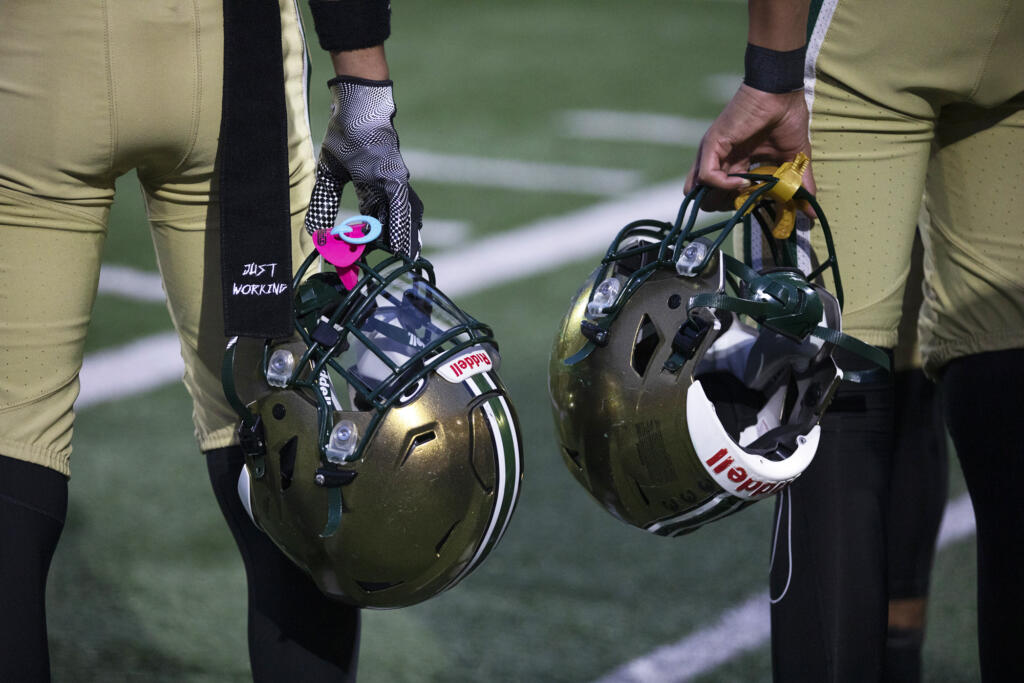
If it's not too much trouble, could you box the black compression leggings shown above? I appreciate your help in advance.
[205,446,361,683]
[883,369,948,683]
[0,455,68,683]
[942,349,1024,683]
[770,372,895,682]
[770,355,948,683]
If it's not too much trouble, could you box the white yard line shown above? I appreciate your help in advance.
[418,218,470,248]
[97,265,167,303]
[593,494,977,683]
[77,332,184,409]
[96,222,473,303]
[434,177,694,296]
[705,73,744,103]
[83,177,692,407]
[97,179,695,302]
[402,149,644,195]
[79,175,979,683]
[559,110,713,147]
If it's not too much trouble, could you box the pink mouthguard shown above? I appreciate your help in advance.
[313,224,367,290]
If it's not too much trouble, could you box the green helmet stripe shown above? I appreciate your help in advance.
[447,371,522,587]
[469,371,521,559]
[482,386,522,545]
[645,494,747,536]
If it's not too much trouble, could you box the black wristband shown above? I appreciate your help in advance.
[309,0,391,52]
[327,74,393,88]
[743,43,807,94]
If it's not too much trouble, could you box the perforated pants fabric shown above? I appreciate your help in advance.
[804,0,1024,378]
[0,0,315,475]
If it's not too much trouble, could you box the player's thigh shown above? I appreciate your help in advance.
[807,79,932,350]
[0,194,107,476]
[0,2,115,475]
[143,0,315,451]
[919,103,1024,376]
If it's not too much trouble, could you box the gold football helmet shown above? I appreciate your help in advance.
[223,248,523,608]
[549,160,887,536]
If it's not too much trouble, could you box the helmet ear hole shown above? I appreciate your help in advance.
[630,314,661,377]
[352,389,373,412]
[435,520,459,556]
[279,435,298,491]
[396,377,427,406]
[562,446,583,471]
[399,429,437,467]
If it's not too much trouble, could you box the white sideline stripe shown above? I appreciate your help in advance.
[97,265,167,302]
[402,149,643,195]
[594,592,772,683]
[706,73,743,103]
[78,184,981,682]
[559,110,713,147]
[95,220,473,303]
[593,494,978,683]
[935,492,976,548]
[81,178,693,407]
[420,218,471,248]
[434,177,696,297]
[77,332,184,409]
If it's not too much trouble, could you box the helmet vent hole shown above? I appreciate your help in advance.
[400,430,437,467]
[355,580,402,593]
[562,446,583,471]
[279,436,298,491]
[633,477,650,505]
[435,520,460,557]
[631,314,661,377]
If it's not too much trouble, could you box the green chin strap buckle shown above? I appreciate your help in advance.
[747,270,825,340]
[690,258,890,380]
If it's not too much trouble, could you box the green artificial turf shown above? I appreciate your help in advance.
[47,1,980,680]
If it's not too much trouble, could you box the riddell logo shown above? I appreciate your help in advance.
[436,350,492,383]
[447,352,491,377]
[704,448,787,498]
[317,370,342,410]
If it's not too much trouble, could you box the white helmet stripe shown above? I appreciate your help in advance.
[645,493,744,535]
[444,371,521,590]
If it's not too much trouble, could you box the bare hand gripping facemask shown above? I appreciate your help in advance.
[549,156,888,536]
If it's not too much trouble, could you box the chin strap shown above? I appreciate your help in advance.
[320,489,344,538]
[689,255,890,381]
[222,338,268,478]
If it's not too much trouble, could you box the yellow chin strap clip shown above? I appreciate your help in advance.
[733,153,811,239]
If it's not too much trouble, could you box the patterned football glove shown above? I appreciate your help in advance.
[305,76,423,258]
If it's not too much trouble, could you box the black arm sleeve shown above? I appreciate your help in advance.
[308,0,391,52]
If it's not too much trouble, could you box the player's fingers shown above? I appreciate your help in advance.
[692,150,750,211]
[793,147,818,218]
[802,157,817,197]
[382,183,422,259]
[697,143,750,192]
[305,159,344,234]
[405,187,423,259]
[684,137,707,193]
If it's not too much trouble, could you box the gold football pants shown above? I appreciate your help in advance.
[806,0,1024,378]
[0,0,315,476]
